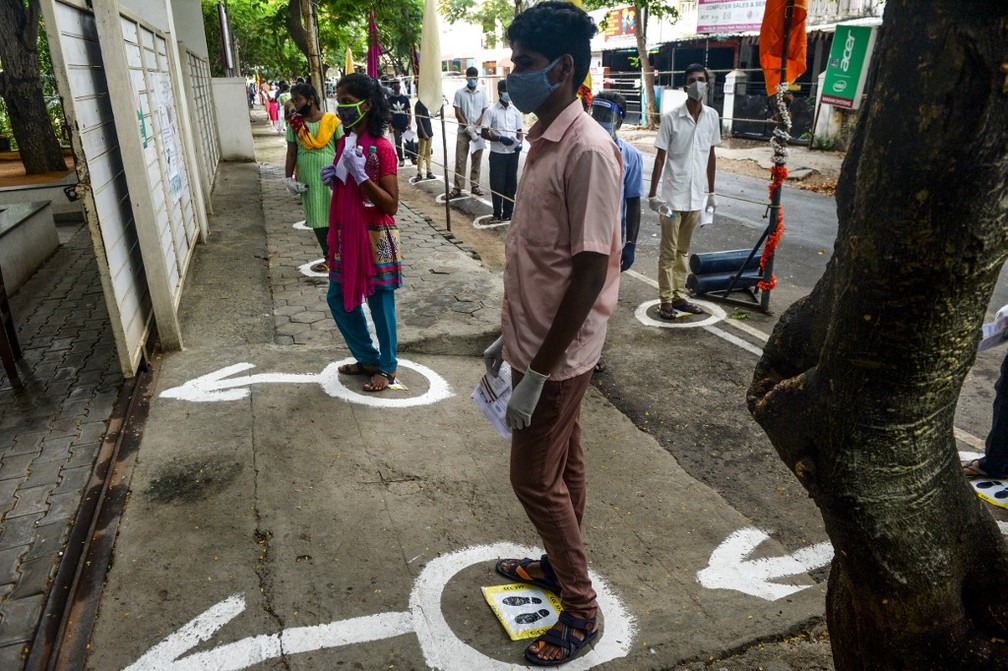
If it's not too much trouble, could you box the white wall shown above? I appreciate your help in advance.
[212,78,255,161]
[121,0,169,32]
[172,0,210,58]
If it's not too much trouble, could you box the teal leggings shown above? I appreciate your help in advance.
[327,281,398,373]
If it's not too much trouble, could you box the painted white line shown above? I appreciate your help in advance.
[702,325,764,357]
[160,358,453,408]
[634,299,726,329]
[127,543,635,670]
[723,318,770,343]
[293,220,309,230]
[697,528,833,601]
[411,542,635,671]
[473,214,509,230]
[625,269,771,342]
[433,192,492,207]
[955,428,985,451]
[298,258,328,277]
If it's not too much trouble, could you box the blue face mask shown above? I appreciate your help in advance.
[467,78,477,89]
[499,92,510,105]
[506,57,563,114]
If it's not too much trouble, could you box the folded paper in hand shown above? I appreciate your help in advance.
[472,362,512,441]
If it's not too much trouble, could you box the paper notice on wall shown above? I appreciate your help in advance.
[472,362,512,441]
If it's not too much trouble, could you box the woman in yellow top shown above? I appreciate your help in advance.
[285,82,342,272]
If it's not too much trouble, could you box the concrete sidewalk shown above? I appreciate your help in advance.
[82,116,827,670]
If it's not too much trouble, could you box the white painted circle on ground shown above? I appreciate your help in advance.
[293,220,310,230]
[320,357,454,408]
[634,299,726,329]
[410,542,635,670]
[473,214,509,230]
[299,259,328,277]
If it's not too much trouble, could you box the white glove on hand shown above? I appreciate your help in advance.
[467,125,480,141]
[483,336,504,377]
[705,193,718,214]
[285,177,308,195]
[341,144,369,185]
[506,366,548,431]
[648,196,671,216]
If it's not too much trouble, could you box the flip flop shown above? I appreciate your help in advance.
[658,303,680,320]
[495,555,561,595]
[962,458,994,478]
[363,371,396,393]
[338,362,379,376]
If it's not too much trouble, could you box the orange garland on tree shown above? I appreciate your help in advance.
[758,164,788,291]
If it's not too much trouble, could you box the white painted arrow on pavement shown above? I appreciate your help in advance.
[125,543,635,670]
[696,527,834,600]
[159,357,453,408]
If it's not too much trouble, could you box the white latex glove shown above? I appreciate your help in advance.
[506,366,548,431]
[706,193,718,214]
[648,196,671,216]
[341,144,368,185]
[467,125,479,140]
[483,336,504,377]
[285,177,308,195]
[995,304,1008,330]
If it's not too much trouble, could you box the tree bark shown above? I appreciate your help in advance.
[0,0,67,174]
[748,1,1008,668]
[633,4,658,128]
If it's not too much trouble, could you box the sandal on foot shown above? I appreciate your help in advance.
[671,300,706,314]
[658,302,680,320]
[363,371,396,392]
[495,555,561,595]
[524,612,599,666]
[338,362,379,376]
[962,458,994,478]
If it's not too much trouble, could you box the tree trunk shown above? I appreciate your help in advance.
[633,4,658,128]
[285,0,310,61]
[747,2,1008,668]
[0,0,66,174]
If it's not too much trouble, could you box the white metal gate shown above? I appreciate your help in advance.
[186,51,221,193]
[41,0,153,377]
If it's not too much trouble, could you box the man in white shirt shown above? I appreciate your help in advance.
[647,63,720,319]
[481,80,525,222]
[451,66,489,198]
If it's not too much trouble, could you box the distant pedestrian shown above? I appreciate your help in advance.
[285,82,342,271]
[484,2,619,666]
[414,99,435,181]
[388,80,412,167]
[276,81,292,135]
[325,73,402,393]
[450,66,488,199]
[266,82,280,127]
[480,79,523,222]
[590,91,643,272]
[647,62,720,319]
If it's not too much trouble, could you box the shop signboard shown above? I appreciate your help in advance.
[697,0,766,34]
[821,24,877,109]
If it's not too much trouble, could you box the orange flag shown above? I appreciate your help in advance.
[759,0,807,95]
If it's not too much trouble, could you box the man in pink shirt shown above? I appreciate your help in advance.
[481,2,622,666]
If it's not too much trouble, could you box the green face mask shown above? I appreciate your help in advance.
[337,100,366,128]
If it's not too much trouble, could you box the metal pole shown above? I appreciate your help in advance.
[440,106,451,232]
[760,0,794,312]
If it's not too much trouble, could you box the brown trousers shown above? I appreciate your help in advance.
[510,368,597,619]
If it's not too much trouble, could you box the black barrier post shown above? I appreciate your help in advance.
[439,107,451,233]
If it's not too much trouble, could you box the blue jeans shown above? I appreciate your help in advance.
[326,282,398,373]
[978,349,1008,477]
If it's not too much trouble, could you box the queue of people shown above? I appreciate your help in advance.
[264,1,729,665]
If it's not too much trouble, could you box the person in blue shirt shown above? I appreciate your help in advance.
[590,91,643,272]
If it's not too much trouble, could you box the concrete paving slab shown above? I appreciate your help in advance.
[86,347,824,670]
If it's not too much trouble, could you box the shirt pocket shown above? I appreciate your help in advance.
[666,127,695,156]
[518,184,566,249]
